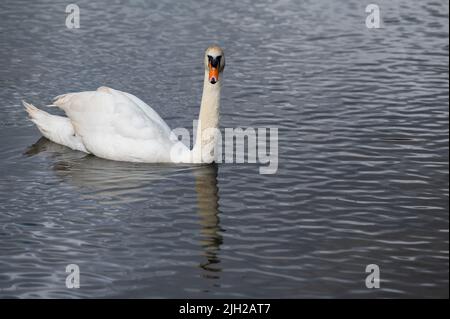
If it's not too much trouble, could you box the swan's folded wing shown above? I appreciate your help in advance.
[114,89,172,136]
[54,87,169,138]
[53,87,175,162]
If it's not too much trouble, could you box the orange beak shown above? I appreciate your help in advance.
[208,62,219,84]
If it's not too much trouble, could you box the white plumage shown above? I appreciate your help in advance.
[24,87,184,162]
[23,46,225,164]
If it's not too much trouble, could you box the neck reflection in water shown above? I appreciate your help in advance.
[193,164,222,277]
[25,137,223,280]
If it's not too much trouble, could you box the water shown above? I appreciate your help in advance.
[0,0,448,298]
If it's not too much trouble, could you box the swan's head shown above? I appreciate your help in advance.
[204,45,225,85]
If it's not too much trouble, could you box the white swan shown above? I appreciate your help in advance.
[23,45,225,164]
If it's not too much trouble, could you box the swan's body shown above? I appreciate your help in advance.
[25,87,185,162]
[23,46,225,164]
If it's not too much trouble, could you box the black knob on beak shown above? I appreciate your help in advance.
[208,55,221,68]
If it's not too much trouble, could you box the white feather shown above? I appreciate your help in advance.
[23,46,224,164]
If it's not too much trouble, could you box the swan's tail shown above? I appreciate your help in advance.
[22,100,88,153]
[23,100,53,134]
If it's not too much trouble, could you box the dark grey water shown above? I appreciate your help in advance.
[0,0,448,298]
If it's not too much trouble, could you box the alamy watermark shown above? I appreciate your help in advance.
[365,264,381,289]
[65,4,80,29]
[365,4,381,29]
[169,120,278,174]
[66,264,80,288]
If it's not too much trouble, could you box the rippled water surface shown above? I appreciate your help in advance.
[0,0,448,298]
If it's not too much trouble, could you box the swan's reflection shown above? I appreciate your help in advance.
[25,137,223,278]
[194,164,222,277]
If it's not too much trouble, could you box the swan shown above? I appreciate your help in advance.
[23,45,225,164]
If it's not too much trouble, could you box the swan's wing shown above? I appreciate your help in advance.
[115,89,172,136]
[53,87,176,162]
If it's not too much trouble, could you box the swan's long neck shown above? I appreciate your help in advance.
[192,71,221,163]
